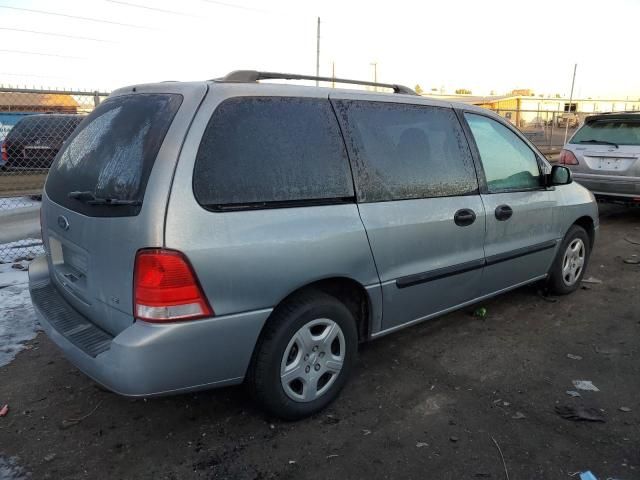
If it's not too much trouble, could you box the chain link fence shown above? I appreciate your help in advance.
[0,88,109,263]
[488,109,593,153]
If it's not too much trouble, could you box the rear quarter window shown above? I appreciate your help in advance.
[45,94,182,217]
[193,97,354,210]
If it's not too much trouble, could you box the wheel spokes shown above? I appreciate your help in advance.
[319,322,339,350]
[325,358,343,374]
[301,379,318,401]
[281,362,304,384]
[295,327,314,352]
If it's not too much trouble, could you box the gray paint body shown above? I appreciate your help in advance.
[30,80,598,396]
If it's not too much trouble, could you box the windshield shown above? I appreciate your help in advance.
[45,93,182,217]
[571,118,640,146]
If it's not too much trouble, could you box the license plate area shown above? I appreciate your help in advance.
[23,146,55,166]
[49,236,90,304]
[587,156,634,172]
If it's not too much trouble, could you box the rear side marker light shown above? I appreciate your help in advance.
[134,249,213,322]
[559,149,579,165]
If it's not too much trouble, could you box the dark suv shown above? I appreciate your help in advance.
[1,114,83,170]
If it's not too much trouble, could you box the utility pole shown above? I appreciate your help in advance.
[370,62,378,91]
[315,17,320,86]
[564,63,577,145]
[331,61,335,88]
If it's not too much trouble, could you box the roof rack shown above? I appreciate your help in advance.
[592,110,640,115]
[213,70,417,95]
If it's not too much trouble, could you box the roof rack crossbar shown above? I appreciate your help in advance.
[592,110,640,115]
[214,70,417,95]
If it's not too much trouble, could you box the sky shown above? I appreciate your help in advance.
[0,0,638,99]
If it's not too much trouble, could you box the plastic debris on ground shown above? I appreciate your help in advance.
[555,405,605,422]
[581,277,603,285]
[566,353,583,360]
[0,404,8,417]
[579,471,598,480]
[473,307,487,319]
[566,390,582,397]
[572,380,600,392]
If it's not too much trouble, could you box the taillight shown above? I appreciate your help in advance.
[559,149,579,165]
[1,142,7,162]
[134,249,213,322]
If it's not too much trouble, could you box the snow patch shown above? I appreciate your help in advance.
[0,195,41,210]
[0,264,39,368]
[0,455,30,479]
[0,238,44,264]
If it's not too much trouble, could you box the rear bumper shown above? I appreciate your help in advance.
[28,255,272,397]
[573,173,640,199]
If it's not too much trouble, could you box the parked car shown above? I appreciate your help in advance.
[29,71,598,419]
[1,114,83,170]
[557,113,580,129]
[559,112,640,204]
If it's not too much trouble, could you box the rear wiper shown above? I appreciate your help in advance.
[67,190,141,206]
[578,139,619,148]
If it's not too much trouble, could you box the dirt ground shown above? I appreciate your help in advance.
[0,174,46,198]
[1,204,639,480]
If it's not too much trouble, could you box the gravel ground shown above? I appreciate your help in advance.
[0,204,639,480]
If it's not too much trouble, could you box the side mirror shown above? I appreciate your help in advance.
[547,165,572,186]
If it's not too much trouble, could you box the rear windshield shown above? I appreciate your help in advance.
[571,118,640,146]
[46,93,182,217]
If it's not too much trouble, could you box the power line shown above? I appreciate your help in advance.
[0,71,76,80]
[0,27,117,43]
[0,5,157,30]
[106,0,199,17]
[0,49,86,60]
[200,0,268,13]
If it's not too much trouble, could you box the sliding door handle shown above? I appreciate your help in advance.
[454,208,476,227]
[495,204,513,221]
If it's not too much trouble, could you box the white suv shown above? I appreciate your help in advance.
[560,112,640,204]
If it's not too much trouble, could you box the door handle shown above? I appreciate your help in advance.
[495,204,513,221]
[454,208,476,227]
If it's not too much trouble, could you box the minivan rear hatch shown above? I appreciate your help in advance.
[41,84,207,335]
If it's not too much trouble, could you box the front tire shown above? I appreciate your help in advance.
[247,291,358,420]
[547,225,590,295]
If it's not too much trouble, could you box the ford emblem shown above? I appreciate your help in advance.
[57,215,70,231]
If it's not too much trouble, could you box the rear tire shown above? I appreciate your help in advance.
[247,291,358,420]
[547,225,590,295]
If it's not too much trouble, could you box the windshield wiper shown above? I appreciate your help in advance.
[578,139,619,148]
[67,190,141,206]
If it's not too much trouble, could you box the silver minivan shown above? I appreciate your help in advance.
[560,112,640,204]
[29,71,598,419]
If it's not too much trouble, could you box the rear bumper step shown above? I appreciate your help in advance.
[30,279,113,357]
